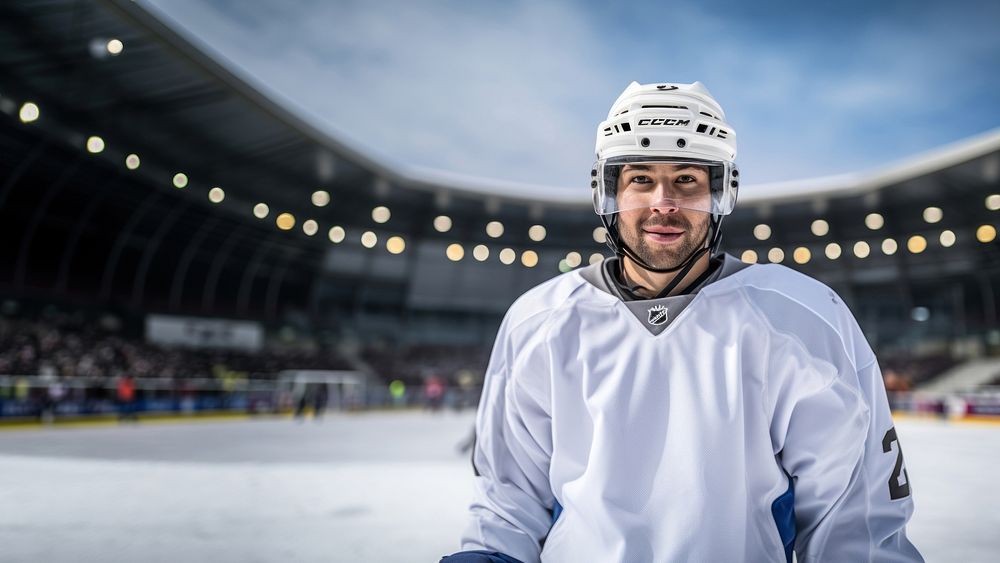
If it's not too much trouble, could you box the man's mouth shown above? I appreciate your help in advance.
[642,226,684,243]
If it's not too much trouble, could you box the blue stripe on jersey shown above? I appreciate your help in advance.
[438,550,524,563]
[551,501,563,524]
[771,476,796,563]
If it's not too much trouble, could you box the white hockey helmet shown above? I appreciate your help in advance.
[591,81,740,275]
[592,81,739,217]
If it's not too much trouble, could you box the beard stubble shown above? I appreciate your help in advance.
[618,211,710,270]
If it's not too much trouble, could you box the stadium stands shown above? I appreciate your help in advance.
[0,314,351,382]
[0,0,998,421]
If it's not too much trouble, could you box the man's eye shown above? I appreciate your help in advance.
[676,175,696,183]
[629,175,651,184]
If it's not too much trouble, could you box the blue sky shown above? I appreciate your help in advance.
[143,0,1000,199]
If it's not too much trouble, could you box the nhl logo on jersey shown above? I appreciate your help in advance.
[647,304,668,326]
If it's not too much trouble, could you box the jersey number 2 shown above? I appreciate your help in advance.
[881,427,911,500]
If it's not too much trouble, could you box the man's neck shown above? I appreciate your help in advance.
[621,252,712,299]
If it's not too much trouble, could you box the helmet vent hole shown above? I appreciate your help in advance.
[640,137,650,148]
[676,138,687,148]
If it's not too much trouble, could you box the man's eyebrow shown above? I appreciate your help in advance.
[621,164,652,171]
[674,164,708,173]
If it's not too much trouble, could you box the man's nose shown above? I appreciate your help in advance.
[648,182,679,213]
[650,204,680,214]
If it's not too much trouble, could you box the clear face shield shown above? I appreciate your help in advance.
[592,156,737,217]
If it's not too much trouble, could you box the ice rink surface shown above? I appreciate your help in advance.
[1,411,997,562]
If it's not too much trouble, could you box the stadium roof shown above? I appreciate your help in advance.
[742,128,1000,204]
[1,0,998,332]
[7,0,998,211]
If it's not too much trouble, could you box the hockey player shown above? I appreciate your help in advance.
[441,82,922,562]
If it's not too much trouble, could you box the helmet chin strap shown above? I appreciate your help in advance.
[601,214,725,299]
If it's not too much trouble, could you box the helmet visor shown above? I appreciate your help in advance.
[593,157,736,216]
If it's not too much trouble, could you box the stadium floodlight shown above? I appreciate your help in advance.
[125,154,140,170]
[985,195,1000,211]
[558,259,572,273]
[740,250,758,264]
[521,250,538,268]
[768,247,784,263]
[172,173,188,188]
[977,225,997,243]
[498,248,515,265]
[472,244,489,261]
[592,226,607,244]
[85,136,105,154]
[939,230,956,247]
[486,221,504,238]
[361,231,378,248]
[824,243,841,260]
[753,224,771,241]
[907,235,927,254]
[372,206,390,224]
[433,215,452,233]
[565,252,582,268]
[853,241,871,258]
[922,207,943,224]
[882,238,898,255]
[446,243,464,261]
[253,203,269,219]
[302,219,318,236]
[328,226,345,243]
[19,102,40,123]
[529,225,546,242]
[589,253,604,265]
[865,213,884,230]
[208,187,225,203]
[386,236,405,254]
[106,39,124,56]
[311,190,330,207]
[276,213,296,231]
[811,219,829,237]
[794,247,811,264]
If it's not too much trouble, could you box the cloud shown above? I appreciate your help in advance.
[143,0,1000,194]
[145,0,608,191]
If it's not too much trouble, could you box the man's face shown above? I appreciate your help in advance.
[615,163,712,270]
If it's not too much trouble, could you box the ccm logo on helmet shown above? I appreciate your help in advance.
[637,118,690,127]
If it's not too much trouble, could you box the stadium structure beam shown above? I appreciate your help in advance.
[201,223,249,314]
[130,199,192,309]
[237,235,282,317]
[169,216,221,312]
[13,155,84,290]
[979,274,998,333]
[54,172,122,295]
[264,250,296,320]
[99,189,165,303]
[0,140,49,213]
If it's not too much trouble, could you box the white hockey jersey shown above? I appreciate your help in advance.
[460,258,922,562]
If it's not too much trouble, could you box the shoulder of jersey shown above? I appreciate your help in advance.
[503,269,594,330]
[734,262,850,324]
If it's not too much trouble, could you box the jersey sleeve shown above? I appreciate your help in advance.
[775,354,923,562]
[459,313,556,563]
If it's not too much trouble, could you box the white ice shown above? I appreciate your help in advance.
[0,412,996,562]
